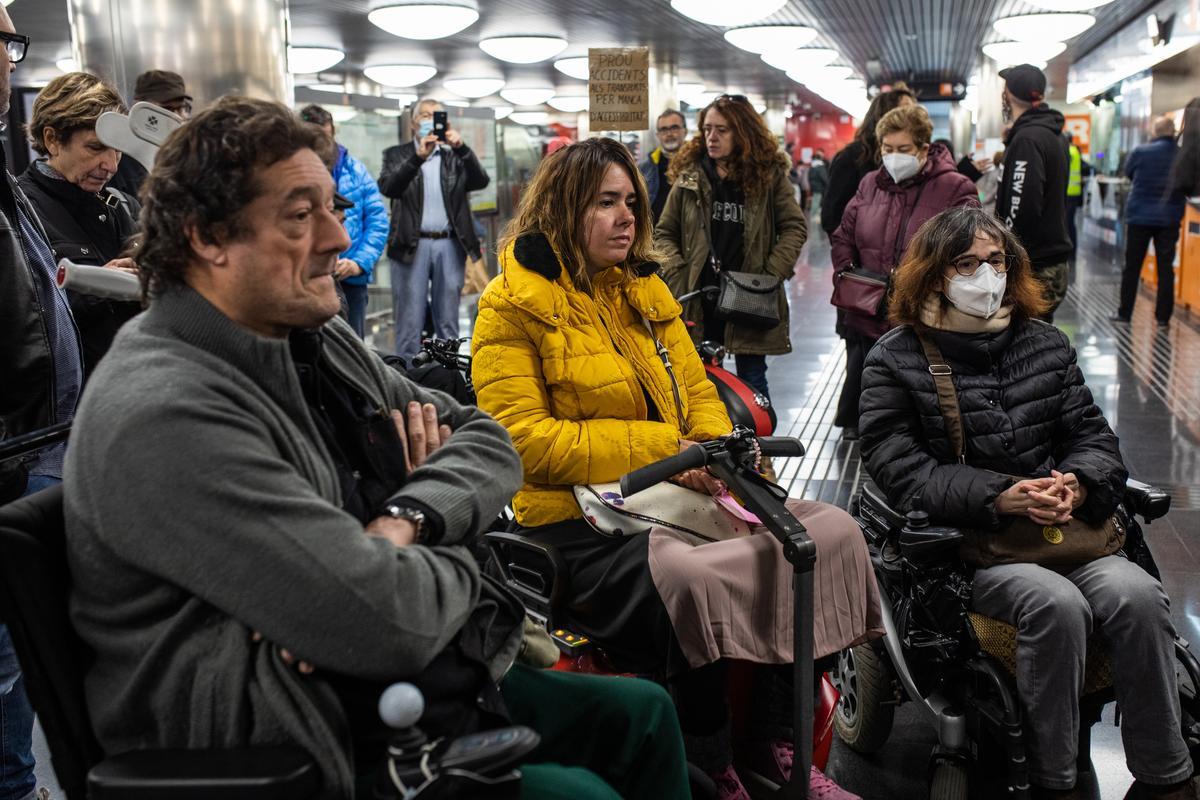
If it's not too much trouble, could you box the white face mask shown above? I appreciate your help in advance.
[945,265,1008,319]
[882,152,921,183]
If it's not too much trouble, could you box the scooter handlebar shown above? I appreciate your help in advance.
[757,436,805,458]
[619,444,708,498]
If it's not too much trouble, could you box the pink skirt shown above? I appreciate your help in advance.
[646,498,884,668]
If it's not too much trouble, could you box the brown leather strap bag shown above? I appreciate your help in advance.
[915,330,1125,570]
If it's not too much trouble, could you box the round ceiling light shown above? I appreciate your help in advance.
[499,86,555,105]
[554,57,590,81]
[287,46,345,74]
[479,36,568,64]
[669,0,787,27]
[307,83,347,93]
[684,91,721,107]
[761,47,838,72]
[982,40,1066,66]
[376,108,404,118]
[548,95,588,112]
[993,13,1095,43]
[509,110,550,126]
[367,3,479,40]
[363,64,438,87]
[56,57,78,73]
[1024,0,1115,10]
[443,77,506,98]
[723,25,818,54]
[386,92,419,107]
[474,99,515,119]
[787,65,853,85]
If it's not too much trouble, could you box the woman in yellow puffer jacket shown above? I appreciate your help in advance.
[472,138,881,799]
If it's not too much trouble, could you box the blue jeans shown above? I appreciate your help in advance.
[734,354,770,401]
[1,472,59,800]
[390,237,465,362]
[342,282,369,338]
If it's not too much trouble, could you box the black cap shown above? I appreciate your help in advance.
[133,70,191,105]
[999,64,1046,105]
[333,192,355,211]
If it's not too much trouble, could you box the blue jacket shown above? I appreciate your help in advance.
[1125,136,1187,228]
[638,147,668,219]
[333,145,389,285]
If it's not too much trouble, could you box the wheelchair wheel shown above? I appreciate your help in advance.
[832,643,895,754]
[929,759,969,800]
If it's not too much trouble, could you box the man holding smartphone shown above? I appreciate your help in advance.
[379,99,490,362]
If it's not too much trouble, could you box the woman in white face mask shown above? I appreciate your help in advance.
[858,205,1197,800]
[829,105,979,439]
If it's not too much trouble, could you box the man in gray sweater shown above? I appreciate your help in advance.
[63,96,690,800]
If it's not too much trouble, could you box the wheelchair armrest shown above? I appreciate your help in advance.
[857,480,906,536]
[1125,478,1171,522]
[484,531,570,625]
[88,746,318,799]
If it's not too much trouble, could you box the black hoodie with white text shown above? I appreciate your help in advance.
[994,104,1072,270]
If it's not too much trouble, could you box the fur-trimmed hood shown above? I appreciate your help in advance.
[490,231,680,326]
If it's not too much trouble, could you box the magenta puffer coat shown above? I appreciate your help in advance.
[831,143,979,338]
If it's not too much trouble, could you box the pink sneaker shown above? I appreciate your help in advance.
[767,738,794,782]
[809,765,862,800]
[708,764,752,800]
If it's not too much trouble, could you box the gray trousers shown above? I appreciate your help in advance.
[973,555,1192,789]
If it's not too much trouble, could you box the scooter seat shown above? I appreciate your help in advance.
[967,612,1114,696]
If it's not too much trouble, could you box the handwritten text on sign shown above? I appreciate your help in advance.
[588,47,649,131]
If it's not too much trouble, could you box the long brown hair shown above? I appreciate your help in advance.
[889,206,1049,326]
[667,95,787,196]
[499,137,656,293]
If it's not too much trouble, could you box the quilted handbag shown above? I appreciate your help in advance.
[716,270,783,329]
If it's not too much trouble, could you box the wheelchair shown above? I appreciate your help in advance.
[0,453,538,798]
[831,478,1200,800]
[485,428,843,799]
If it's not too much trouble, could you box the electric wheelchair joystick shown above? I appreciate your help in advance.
[374,683,541,799]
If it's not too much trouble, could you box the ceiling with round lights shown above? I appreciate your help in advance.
[12,0,1159,122]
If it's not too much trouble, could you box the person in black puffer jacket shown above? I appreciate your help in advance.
[860,207,1195,800]
[19,72,141,379]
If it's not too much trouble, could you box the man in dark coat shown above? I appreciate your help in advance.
[1114,115,1187,326]
[994,64,1072,322]
[378,99,489,362]
[0,7,85,798]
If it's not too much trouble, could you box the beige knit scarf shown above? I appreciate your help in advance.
[919,295,1013,333]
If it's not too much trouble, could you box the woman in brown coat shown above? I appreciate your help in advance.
[654,94,808,403]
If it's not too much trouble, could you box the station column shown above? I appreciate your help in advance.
[66,0,290,107]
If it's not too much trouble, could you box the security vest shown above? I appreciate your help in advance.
[1067,144,1083,197]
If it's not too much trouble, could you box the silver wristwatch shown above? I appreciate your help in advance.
[384,504,428,540]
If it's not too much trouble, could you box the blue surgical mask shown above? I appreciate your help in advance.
[417,119,434,139]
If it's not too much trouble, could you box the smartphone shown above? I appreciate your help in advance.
[433,110,448,142]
